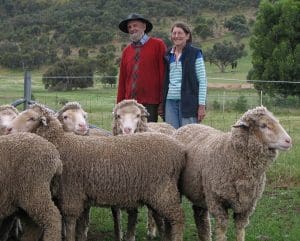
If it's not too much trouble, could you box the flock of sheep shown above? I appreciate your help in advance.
[0,99,292,241]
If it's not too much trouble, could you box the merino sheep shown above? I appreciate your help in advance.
[112,99,176,240]
[0,105,20,240]
[4,102,109,241]
[0,105,19,135]
[7,103,186,241]
[56,102,115,240]
[112,99,175,135]
[173,106,292,241]
[0,132,63,241]
[56,102,111,137]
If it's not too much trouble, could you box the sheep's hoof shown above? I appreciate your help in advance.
[147,229,158,239]
[123,234,135,241]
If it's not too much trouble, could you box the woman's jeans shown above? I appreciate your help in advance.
[165,99,197,129]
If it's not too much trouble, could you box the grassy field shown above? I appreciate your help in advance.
[0,68,299,240]
[88,188,300,241]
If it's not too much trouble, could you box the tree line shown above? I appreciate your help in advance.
[0,0,258,69]
[1,0,299,98]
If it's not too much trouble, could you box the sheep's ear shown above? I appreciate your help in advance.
[135,102,149,117]
[41,116,48,126]
[112,111,118,119]
[232,120,249,129]
[142,109,150,117]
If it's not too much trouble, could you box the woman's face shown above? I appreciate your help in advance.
[171,26,190,48]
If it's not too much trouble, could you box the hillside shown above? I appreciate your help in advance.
[0,0,259,71]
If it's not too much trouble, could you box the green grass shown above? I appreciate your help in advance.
[1,71,299,184]
[88,187,300,241]
[0,69,299,241]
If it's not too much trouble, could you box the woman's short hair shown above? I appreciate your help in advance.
[171,22,192,43]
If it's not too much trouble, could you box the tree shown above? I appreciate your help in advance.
[42,59,93,91]
[248,0,300,97]
[224,14,250,37]
[193,17,216,40]
[100,66,118,88]
[194,24,214,40]
[205,41,247,72]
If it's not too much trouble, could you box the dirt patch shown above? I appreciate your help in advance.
[208,83,254,90]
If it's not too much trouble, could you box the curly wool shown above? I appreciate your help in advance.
[0,132,62,241]
[0,105,19,113]
[28,104,186,241]
[56,102,83,123]
[173,106,290,241]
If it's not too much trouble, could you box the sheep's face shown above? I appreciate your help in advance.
[112,99,149,135]
[114,105,142,135]
[0,108,19,135]
[234,107,292,151]
[5,109,42,134]
[253,113,292,151]
[58,108,88,135]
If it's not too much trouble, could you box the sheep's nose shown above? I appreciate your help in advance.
[79,123,87,129]
[123,127,132,134]
[285,137,292,146]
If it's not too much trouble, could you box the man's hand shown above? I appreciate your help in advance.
[158,103,164,120]
[197,105,206,122]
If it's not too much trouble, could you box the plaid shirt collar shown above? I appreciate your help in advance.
[132,34,149,46]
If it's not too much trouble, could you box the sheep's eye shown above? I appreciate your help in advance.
[260,123,267,128]
[28,117,36,121]
[117,114,121,119]
[63,115,68,120]
[136,114,141,118]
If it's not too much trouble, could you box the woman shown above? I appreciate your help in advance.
[162,22,207,129]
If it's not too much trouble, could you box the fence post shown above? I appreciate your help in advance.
[260,90,263,106]
[23,70,32,110]
[222,91,225,113]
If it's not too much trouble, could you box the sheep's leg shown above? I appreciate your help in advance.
[152,182,184,241]
[0,215,17,241]
[212,209,229,241]
[147,208,164,239]
[21,188,62,241]
[75,207,90,241]
[147,208,158,239]
[64,216,77,241]
[124,208,137,241]
[19,215,42,241]
[111,207,122,241]
[192,205,212,241]
[233,212,250,241]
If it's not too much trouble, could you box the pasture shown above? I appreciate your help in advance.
[0,71,299,241]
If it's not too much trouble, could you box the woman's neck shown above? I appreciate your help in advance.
[174,45,184,54]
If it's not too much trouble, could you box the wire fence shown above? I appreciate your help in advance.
[0,73,299,186]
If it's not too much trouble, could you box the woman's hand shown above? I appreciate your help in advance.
[197,105,206,122]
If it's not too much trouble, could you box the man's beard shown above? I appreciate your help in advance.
[129,31,144,42]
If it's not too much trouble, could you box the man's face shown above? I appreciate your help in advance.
[127,20,146,42]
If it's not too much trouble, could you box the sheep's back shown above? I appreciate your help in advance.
[174,124,235,204]
[0,133,62,184]
[55,132,186,203]
[174,124,221,144]
[0,132,62,214]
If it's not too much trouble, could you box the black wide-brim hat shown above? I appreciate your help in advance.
[119,13,153,33]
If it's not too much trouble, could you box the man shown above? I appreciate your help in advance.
[117,13,166,122]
